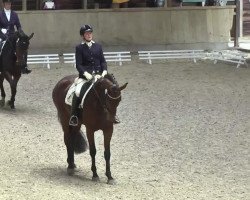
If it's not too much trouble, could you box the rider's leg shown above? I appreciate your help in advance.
[69,93,81,126]
[69,79,92,126]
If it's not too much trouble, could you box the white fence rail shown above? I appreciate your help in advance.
[138,50,206,64]
[63,51,131,67]
[27,54,59,69]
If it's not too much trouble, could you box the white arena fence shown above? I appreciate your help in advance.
[26,49,248,69]
[138,49,248,68]
[138,50,207,64]
[63,51,132,67]
[27,54,60,69]
[206,50,248,68]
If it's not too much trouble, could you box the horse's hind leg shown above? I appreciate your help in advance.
[63,124,77,175]
[0,75,5,107]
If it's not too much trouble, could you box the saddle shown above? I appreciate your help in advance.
[65,77,94,108]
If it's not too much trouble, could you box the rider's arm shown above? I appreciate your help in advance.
[14,12,21,31]
[99,45,107,72]
[75,45,86,75]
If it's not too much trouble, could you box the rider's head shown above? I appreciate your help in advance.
[80,25,93,42]
[3,0,12,10]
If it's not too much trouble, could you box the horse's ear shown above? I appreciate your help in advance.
[119,82,128,91]
[28,33,34,40]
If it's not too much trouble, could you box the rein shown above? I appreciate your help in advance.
[93,85,108,111]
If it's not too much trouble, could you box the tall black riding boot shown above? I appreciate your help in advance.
[69,94,81,126]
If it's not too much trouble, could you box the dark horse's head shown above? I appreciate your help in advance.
[94,74,128,123]
[2,29,34,72]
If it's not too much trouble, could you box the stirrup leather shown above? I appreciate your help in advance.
[69,115,78,126]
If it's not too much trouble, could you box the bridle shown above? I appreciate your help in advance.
[92,79,121,114]
[106,90,121,100]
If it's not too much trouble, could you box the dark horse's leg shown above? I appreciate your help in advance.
[103,126,115,185]
[4,72,21,109]
[86,127,100,182]
[0,74,5,107]
[64,124,78,175]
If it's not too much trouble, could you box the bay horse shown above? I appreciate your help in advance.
[0,30,34,109]
[52,74,127,184]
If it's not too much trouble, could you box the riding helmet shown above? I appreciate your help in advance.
[80,25,93,35]
[3,0,13,3]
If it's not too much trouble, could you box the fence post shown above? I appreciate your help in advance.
[46,56,50,69]
[235,0,243,47]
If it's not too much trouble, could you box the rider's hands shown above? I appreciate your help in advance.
[84,71,93,80]
[1,29,7,34]
[95,74,102,79]
[94,74,102,82]
[102,70,107,77]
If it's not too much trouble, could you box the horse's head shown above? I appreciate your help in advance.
[96,74,127,123]
[14,30,34,68]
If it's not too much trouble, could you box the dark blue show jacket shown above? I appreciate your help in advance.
[75,42,107,76]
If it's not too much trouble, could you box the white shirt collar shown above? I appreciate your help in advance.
[4,8,11,21]
[81,40,95,48]
[4,8,11,13]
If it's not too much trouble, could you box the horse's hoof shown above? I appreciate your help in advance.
[107,179,116,185]
[92,176,100,182]
[0,100,5,107]
[7,100,15,109]
[67,168,75,176]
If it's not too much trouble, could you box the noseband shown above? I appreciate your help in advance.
[107,91,121,100]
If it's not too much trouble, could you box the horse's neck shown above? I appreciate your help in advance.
[2,40,15,55]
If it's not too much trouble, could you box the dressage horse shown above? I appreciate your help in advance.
[0,30,34,109]
[52,74,127,184]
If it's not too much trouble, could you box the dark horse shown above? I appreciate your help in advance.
[0,30,34,109]
[52,74,127,184]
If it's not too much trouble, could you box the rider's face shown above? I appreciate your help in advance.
[4,2,11,10]
[83,32,93,42]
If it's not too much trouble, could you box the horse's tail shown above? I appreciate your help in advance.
[73,130,88,154]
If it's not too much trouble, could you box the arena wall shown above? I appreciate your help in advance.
[18,6,235,52]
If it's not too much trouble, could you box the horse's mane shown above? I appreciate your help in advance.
[105,73,119,86]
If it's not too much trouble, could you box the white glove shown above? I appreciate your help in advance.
[1,29,7,34]
[84,71,93,80]
[102,70,107,77]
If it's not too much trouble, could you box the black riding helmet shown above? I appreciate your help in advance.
[80,25,93,36]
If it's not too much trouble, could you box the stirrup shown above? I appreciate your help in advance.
[69,115,78,126]
[113,116,120,124]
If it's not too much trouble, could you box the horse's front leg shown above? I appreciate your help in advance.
[0,75,5,107]
[103,126,115,185]
[86,127,99,182]
[5,73,20,109]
